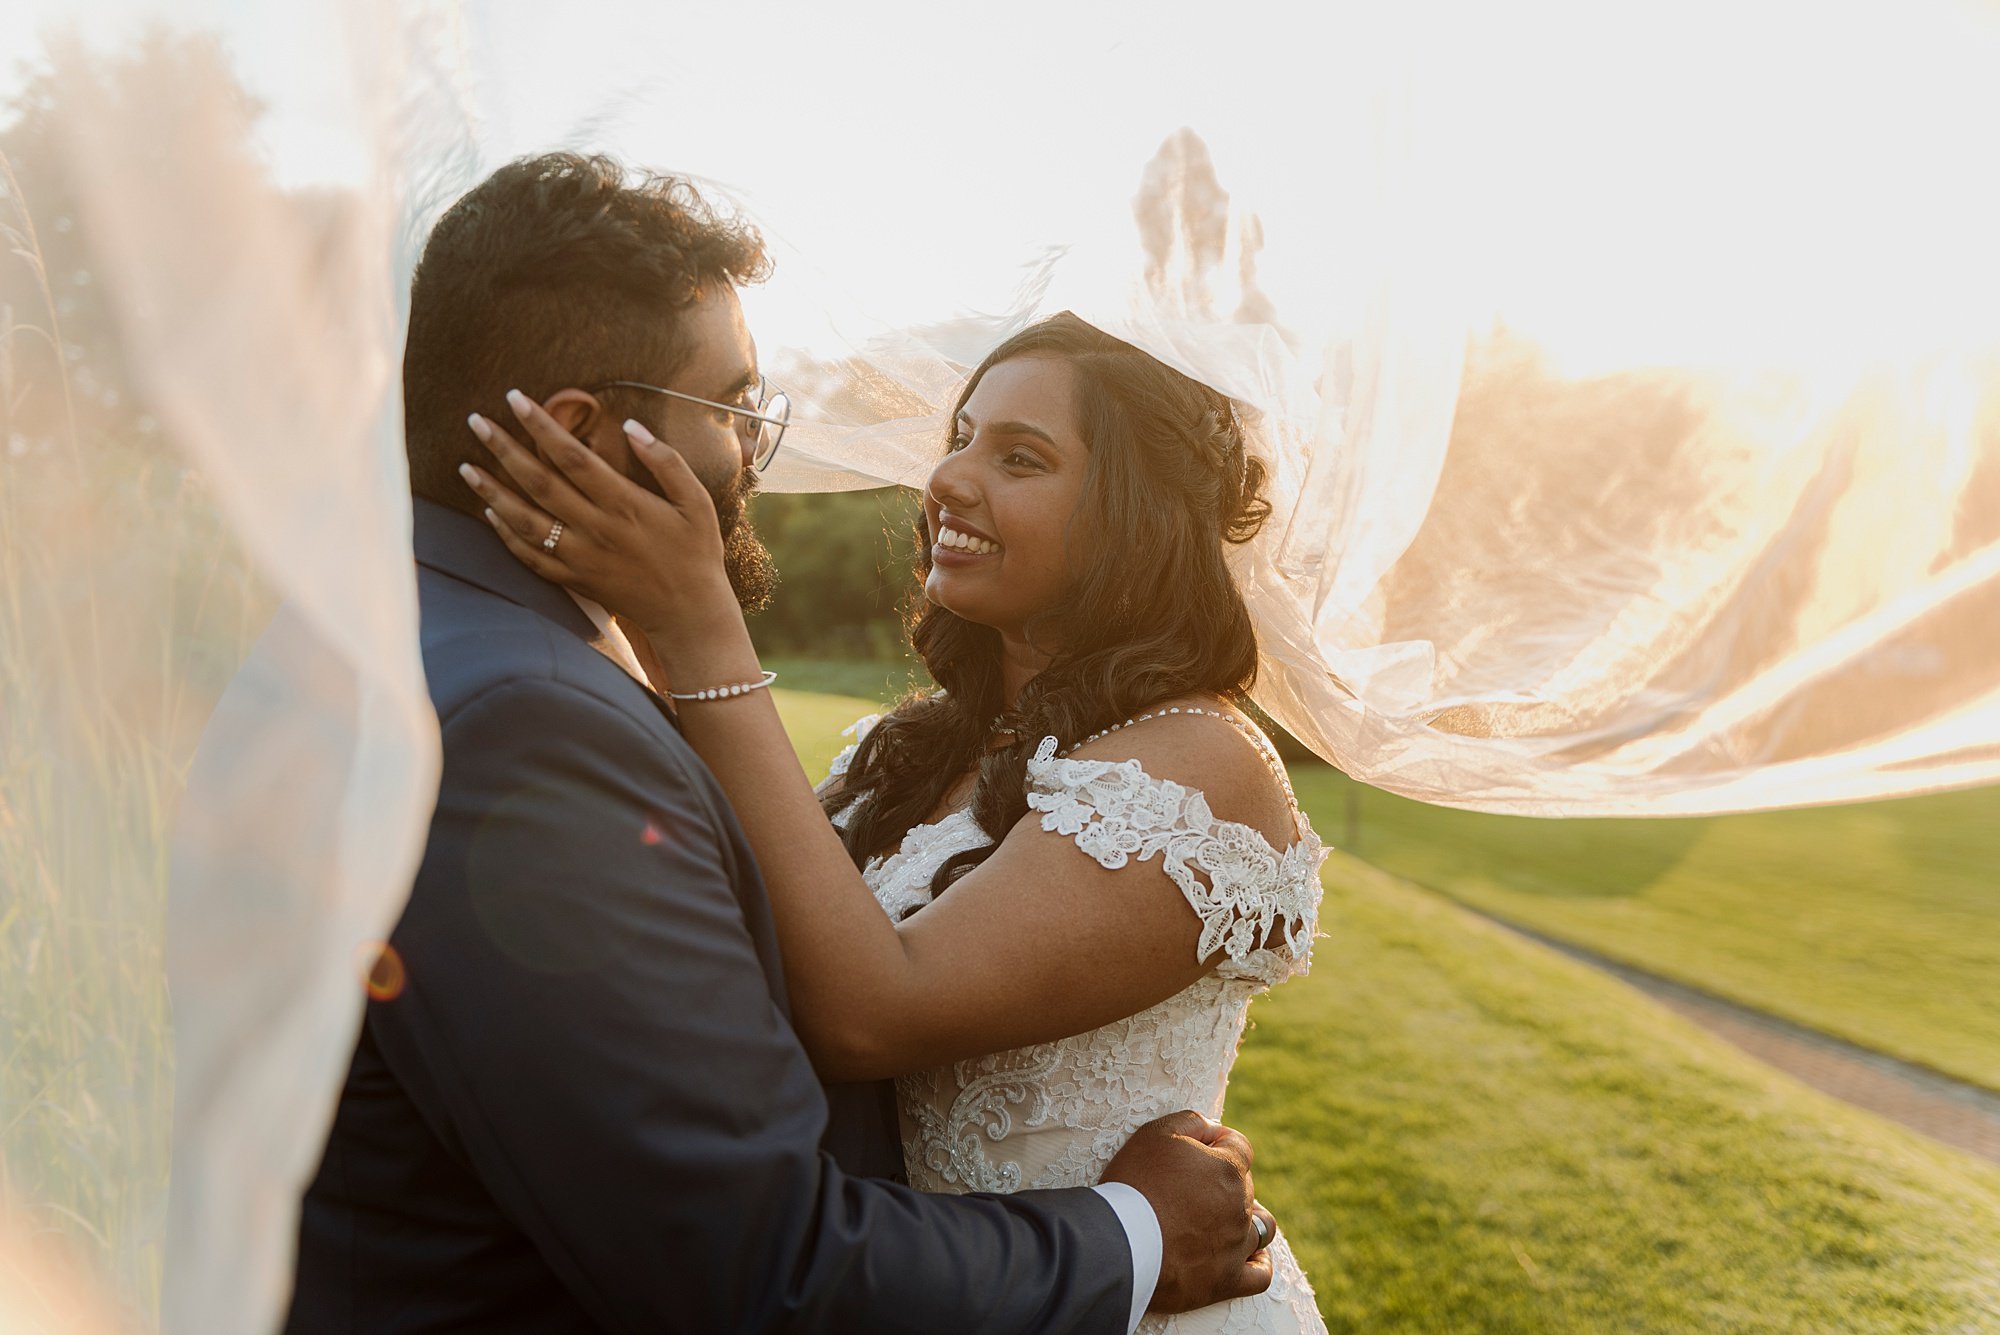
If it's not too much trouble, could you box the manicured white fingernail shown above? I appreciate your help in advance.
[466,413,491,441]
[623,418,656,446]
[506,388,531,417]
[483,507,498,525]
[458,463,482,486]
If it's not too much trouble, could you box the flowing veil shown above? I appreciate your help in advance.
[2,1,1996,1329]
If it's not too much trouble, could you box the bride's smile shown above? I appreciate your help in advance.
[922,355,1092,638]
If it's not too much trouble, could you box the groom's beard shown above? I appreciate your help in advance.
[710,465,779,614]
[627,456,778,614]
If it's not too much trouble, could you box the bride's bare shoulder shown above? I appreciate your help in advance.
[1051,695,1298,849]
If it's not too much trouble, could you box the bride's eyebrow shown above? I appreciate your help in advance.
[955,411,1057,447]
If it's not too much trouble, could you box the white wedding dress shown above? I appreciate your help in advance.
[828,714,1331,1335]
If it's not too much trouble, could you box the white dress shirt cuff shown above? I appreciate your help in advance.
[1090,1181,1161,1333]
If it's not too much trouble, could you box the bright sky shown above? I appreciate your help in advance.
[10,0,2000,376]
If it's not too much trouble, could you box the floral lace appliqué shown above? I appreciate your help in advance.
[1025,736,1324,991]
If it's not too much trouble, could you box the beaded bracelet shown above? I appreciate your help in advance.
[667,669,778,702]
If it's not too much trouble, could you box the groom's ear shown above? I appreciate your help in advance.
[541,388,621,459]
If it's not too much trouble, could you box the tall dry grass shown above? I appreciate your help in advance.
[0,149,270,1323]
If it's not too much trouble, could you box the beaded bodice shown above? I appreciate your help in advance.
[825,709,1330,1334]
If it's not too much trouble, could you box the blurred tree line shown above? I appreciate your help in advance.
[747,486,925,660]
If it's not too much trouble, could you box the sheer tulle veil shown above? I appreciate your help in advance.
[2,1,1996,1329]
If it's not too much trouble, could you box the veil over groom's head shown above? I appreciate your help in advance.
[402,151,777,606]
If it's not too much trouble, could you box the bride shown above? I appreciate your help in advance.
[465,310,1330,1334]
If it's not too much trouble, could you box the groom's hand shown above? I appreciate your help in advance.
[1102,1110,1277,1313]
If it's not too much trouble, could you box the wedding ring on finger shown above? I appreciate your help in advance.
[1251,1214,1270,1249]
[542,520,564,553]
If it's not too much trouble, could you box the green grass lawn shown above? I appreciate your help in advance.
[763,656,930,709]
[771,686,886,782]
[1235,855,2000,1333]
[1291,768,2000,1093]
[776,686,2000,1333]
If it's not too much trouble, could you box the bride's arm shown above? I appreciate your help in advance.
[612,587,1288,1083]
[633,617,1301,1081]
[463,401,1297,1080]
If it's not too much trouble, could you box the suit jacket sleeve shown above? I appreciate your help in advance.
[370,677,1134,1334]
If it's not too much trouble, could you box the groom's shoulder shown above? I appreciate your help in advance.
[417,567,662,741]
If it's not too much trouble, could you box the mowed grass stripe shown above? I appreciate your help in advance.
[1291,768,2000,1094]
[775,688,2000,1333]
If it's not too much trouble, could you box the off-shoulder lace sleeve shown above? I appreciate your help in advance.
[1023,736,1325,990]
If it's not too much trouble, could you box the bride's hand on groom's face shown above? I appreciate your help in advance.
[460,390,736,637]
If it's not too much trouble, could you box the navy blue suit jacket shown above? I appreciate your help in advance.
[280,501,1132,1333]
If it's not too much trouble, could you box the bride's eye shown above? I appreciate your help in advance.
[947,434,971,452]
[1004,450,1044,471]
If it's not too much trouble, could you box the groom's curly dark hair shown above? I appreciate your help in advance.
[402,152,770,518]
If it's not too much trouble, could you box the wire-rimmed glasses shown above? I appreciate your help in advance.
[594,376,791,472]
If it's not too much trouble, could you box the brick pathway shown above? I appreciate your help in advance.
[1461,908,2000,1165]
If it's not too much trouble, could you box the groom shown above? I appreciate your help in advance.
[281,153,1277,1332]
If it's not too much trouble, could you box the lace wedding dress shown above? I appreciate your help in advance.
[828,713,1330,1335]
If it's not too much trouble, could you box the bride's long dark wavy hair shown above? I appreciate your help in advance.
[826,313,1273,896]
